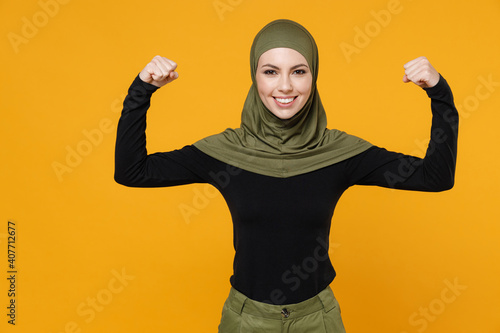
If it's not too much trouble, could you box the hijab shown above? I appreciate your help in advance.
[193,19,372,178]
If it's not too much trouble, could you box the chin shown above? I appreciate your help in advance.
[272,110,299,120]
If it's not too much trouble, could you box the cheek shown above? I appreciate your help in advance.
[256,76,272,98]
[296,79,312,98]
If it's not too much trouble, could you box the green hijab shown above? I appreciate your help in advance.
[194,19,372,178]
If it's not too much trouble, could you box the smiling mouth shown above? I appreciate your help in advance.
[273,96,297,105]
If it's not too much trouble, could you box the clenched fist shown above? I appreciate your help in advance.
[403,56,440,89]
[139,55,179,88]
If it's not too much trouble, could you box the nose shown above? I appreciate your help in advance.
[278,74,292,93]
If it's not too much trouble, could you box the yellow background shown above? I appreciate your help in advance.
[2,0,499,332]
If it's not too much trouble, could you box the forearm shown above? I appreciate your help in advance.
[416,74,459,190]
[114,74,159,185]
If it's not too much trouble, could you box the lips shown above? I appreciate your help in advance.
[273,96,297,106]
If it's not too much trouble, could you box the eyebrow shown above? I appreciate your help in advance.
[261,63,309,70]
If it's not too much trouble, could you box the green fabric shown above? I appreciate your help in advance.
[217,286,346,332]
[194,19,372,178]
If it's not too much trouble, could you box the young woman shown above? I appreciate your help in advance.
[115,19,458,332]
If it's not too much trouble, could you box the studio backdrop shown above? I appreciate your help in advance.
[2,0,499,332]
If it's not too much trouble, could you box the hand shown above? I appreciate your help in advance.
[402,56,439,88]
[139,55,179,88]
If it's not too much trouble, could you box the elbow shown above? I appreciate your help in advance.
[114,170,134,187]
[424,162,456,192]
[431,177,455,192]
[114,172,128,186]
[436,182,454,192]
[114,158,139,186]
[114,157,149,187]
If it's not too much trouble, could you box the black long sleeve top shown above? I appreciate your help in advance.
[115,74,458,305]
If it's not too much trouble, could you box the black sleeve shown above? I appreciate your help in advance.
[114,74,211,187]
[345,75,459,192]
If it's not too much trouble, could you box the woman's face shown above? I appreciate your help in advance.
[256,48,313,120]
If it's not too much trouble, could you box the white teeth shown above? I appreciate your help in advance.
[275,97,295,104]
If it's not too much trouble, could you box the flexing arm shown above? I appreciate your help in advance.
[346,57,458,191]
[114,56,206,187]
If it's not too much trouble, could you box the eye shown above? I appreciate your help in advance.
[293,69,307,75]
[263,70,277,75]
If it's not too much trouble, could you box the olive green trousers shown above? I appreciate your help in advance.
[218,286,346,332]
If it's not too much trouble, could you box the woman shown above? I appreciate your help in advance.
[115,19,458,332]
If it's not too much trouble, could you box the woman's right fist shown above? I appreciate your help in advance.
[139,56,179,88]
